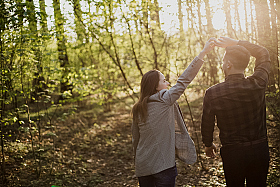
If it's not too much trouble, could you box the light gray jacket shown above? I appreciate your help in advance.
[132,57,203,177]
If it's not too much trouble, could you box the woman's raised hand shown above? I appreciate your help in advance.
[202,37,217,53]
[198,38,217,60]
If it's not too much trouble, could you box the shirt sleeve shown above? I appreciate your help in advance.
[201,89,215,147]
[237,40,271,86]
[131,121,140,157]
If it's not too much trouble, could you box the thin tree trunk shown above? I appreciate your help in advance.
[204,0,218,85]
[250,0,256,42]
[274,0,280,88]
[141,0,149,35]
[197,0,208,83]
[27,0,46,101]
[204,0,214,34]
[39,0,48,33]
[197,0,202,34]
[223,0,234,37]
[244,0,249,40]
[270,0,279,88]
[0,3,6,182]
[53,0,71,94]
[178,0,184,40]
[73,0,86,43]
[234,0,242,35]
[253,0,275,90]
[150,0,161,30]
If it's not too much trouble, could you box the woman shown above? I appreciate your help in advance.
[131,38,216,186]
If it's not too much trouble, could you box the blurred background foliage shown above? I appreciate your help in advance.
[0,0,280,186]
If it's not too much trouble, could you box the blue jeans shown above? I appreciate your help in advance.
[220,141,270,187]
[138,165,178,187]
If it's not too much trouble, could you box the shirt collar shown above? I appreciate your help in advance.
[225,74,245,81]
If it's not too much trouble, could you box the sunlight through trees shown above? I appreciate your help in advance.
[0,0,279,186]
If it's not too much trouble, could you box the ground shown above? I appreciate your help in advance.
[1,95,280,186]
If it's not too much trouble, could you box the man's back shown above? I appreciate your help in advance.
[204,73,267,146]
[201,40,270,147]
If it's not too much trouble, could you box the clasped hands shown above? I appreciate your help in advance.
[204,36,239,51]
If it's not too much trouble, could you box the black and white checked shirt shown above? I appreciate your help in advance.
[201,40,271,147]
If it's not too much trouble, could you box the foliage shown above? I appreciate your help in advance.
[0,0,280,186]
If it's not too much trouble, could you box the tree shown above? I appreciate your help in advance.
[204,0,218,85]
[234,0,242,35]
[253,0,275,90]
[26,0,46,101]
[53,0,71,94]
[223,0,234,37]
[178,0,184,40]
[271,0,280,88]
[39,0,48,33]
[73,0,87,44]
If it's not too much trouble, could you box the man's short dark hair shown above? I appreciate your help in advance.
[224,45,251,70]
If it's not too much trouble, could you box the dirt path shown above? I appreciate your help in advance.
[46,98,227,187]
[2,96,280,186]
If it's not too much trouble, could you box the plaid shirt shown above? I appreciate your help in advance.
[201,41,271,147]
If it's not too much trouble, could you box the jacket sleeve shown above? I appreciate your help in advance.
[238,40,271,86]
[161,57,204,105]
[131,121,140,157]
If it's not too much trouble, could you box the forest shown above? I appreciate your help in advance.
[0,0,279,186]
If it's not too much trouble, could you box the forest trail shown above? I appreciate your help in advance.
[3,95,280,186]
[48,96,228,187]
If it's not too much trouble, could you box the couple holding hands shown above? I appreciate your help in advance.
[132,37,270,187]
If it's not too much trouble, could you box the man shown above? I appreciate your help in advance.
[201,37,270,187]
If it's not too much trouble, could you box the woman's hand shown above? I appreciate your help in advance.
[198,38,217,60]
[203,37,217,53]
[215,36,239,48]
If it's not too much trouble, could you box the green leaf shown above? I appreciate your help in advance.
[46,132,57,137]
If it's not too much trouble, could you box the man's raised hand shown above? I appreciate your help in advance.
[215,36,238,48]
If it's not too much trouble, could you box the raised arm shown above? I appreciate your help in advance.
[215,36,271,84]
[215,36,270,67]
[161,38,216,105]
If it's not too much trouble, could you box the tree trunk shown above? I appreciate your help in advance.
[204,0,213,34]
[178,0,184,40]
[0,1,6,183]
[197,0,202,34]
[244,0,249,40]
[253,0,272,42]
[249,0,255,41]
[253,0,275,90]
[39,0,48,33]
[274,0,280,88]
[27,0,46,101]
[141,0,149,35]
[270,0,280,88]
[73,0,86,44]
[53,0,71,94]
[223,0,234,37]
[204,0,218,85]
[234,0,242,36]
[150,0,161,30]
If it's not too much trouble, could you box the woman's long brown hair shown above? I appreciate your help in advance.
[132,70,159,124]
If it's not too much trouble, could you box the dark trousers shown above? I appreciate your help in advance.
[220,141,270,187]
[138,165,178,187]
